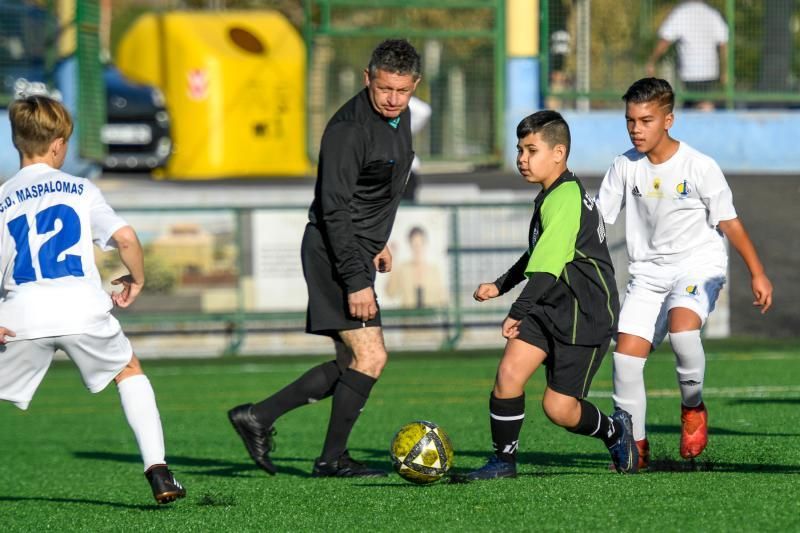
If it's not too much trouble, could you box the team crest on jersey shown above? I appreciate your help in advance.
[676,180,692,198]
[686,285,699,296]
[646,177,664,198]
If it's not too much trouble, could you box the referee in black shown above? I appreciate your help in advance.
[228,40,420,477]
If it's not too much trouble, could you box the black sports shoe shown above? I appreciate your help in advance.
[607,409,639,474]
[228,403,277,475]
[145,464,186,504]
[463,455,517,481]
[312,451,387,478]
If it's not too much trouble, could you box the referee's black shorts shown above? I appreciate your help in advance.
[517,315,610,399]
[301,223,381,338]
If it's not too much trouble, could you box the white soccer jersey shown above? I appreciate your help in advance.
[658,1,728,82]
[0,163,128,340]
[596,142,737,267]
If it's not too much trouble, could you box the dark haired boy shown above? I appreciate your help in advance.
[596,78,772,468]
[465,110,637,480]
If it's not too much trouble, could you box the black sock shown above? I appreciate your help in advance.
[568,399,618,447]
[490,393,525,464]
[320,369,376,463]
[251,361,342,428]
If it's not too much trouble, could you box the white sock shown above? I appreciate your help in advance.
[612,352,648,441]
[117,374,166,471]
[670,330,705,408]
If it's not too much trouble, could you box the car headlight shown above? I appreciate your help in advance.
[156,137,172,157]
[150,87,166,107]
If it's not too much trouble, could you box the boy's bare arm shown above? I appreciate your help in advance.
[473,282,500,302]
[718,218,773,313]
[475,250,531,302]
[110,225,145,308]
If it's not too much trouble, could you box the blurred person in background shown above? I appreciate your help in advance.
[402,95,432,201]
[546,29,571,110]
[646,0,728,111]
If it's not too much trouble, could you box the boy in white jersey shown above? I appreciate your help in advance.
[596,78,773,469]
[0,95,185,504]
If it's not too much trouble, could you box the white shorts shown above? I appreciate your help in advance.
[618,262,726,348]
[0,318,133,410]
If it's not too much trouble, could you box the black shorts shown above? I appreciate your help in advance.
[301,224,381,338]
[517,315,610,399]
[682,79,720,107]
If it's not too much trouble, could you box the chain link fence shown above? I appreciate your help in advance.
[304,0,505,166]
[0,1,55,106]
[1,1,105,161]
[543,0,800,109]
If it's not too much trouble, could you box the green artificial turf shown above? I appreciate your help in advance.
[1,339,799,532]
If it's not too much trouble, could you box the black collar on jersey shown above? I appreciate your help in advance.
[359,88,407,128]
[537,169,577,202]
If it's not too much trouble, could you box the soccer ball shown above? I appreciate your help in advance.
[390,420,454,484]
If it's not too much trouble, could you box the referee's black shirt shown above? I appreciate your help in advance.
[308,88,414,294]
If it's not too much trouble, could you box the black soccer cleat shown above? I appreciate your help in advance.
[145,464,186,504]
[228,403,277,475]
[312,451,387,478]
[462,455,517,482]
[607,409,639,474]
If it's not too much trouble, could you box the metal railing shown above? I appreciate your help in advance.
[106,201,630,355]
[542,0,800,109]
[304,0,506,164]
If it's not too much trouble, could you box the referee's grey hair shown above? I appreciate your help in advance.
[368,39,421,80]
[516,110,571,158]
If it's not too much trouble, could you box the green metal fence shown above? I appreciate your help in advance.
[542,0,800,109]
[103,202,628,356]
[304,0,505,165]
[76,0,106,161]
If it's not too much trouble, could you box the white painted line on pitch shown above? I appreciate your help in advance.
[588,385,800,399]
[704,352,799,361]
[145,358,494,377]
[148,363,317,376]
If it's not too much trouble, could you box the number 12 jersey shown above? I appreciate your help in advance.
[0,163,128,340]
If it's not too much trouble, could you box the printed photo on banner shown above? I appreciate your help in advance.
[376,208,449,310]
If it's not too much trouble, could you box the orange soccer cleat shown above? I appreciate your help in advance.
[636,438,651,470]
[680,402,708,459]
[609,437,650,472]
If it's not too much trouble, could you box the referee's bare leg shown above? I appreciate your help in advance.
[310,326,388,476]
[313,286,388,475]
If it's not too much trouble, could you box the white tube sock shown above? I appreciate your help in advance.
[670,330,705,408]
[612,352,648,441]
[117,374,166,471]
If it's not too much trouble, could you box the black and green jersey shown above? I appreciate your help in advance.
[494,171,619,346]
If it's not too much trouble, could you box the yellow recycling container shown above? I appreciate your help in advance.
[116,11,310,179]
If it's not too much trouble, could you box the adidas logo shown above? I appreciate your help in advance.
[679,379,702,386]
[632,186,642,197]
